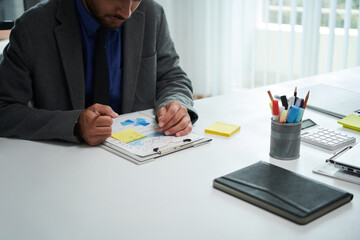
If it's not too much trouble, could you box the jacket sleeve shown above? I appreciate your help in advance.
[154,7,198,124]
[0,18,82,143]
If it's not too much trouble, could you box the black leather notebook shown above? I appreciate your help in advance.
[213,161,353,225]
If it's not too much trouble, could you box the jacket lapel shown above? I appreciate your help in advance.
[121,10,145,113]
[54,0,85,110]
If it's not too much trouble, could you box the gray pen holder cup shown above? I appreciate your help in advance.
[269,119,301,160]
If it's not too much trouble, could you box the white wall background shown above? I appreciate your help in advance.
[155,0,360,98]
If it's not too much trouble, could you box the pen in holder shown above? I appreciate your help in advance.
[269,119,301,160]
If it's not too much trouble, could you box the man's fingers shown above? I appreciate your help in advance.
[95,115,113,127]
[86,117,113,139]
[163,114,191,136]
[86,134,112,146]
[161,111,182,132]
[165,119,192,136]
[89,103,118,118]
[157,106,167,118]
[156,101,194,137]
[76,104,116,145]
[157,107,167,127]
[87,126,112,136]
[157,101,182,129]
[161,106,188,132]
[82,125,112,146]
[175,122,193,137]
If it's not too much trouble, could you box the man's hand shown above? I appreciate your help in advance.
[75,104,118,146]
[157,101,192,137]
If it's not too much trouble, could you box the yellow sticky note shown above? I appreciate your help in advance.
[205,122,240,137]
[338,114,360,131]
[111,128,147,143]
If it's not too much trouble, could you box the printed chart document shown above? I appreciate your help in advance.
[101,110,211,164]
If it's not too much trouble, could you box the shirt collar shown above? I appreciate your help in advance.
[76,0,122,36]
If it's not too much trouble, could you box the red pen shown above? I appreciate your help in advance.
[272,100,280,121]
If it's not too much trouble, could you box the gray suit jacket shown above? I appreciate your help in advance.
[0,0,197,143]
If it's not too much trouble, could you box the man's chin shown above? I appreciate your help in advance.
[99,23,121,29]
[101,18,125,29]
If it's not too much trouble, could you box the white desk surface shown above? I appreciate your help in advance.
[1,67,360,240]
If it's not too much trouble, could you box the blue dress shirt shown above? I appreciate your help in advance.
[76,0,122,113]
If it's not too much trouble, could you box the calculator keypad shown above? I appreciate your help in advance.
[301,127,356,151]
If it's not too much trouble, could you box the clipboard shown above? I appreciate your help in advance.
[100,110,212,165]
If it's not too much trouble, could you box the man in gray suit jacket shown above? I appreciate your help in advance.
[0,0,198,145]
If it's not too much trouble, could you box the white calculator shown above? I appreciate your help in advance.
[301,119,356,151]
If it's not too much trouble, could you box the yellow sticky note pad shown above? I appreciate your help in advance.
[205,122,240,137]
[111,128,147,143]
[338,114,360,131]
